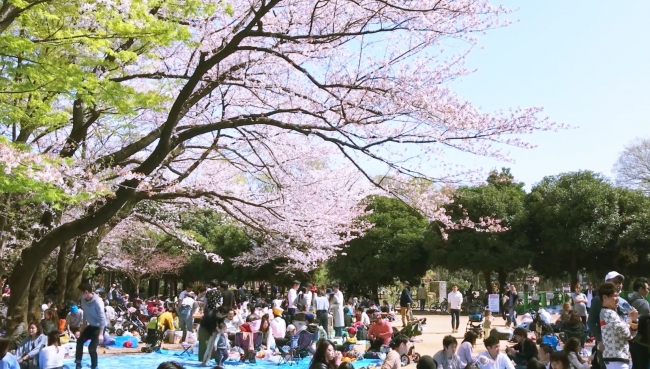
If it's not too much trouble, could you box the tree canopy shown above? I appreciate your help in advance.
[328,196,430,296]
[426,169,529,289]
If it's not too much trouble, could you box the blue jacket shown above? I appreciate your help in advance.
[15,334,47,367]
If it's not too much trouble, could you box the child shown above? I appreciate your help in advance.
[483,308,493,339]
[343,327,357,352]
[214,322,229,368]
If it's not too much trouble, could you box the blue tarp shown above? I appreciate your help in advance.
[64,350,382,369]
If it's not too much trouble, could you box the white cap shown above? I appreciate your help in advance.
[287,324,296,331]
[605,271,624,281]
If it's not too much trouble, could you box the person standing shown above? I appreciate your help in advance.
[586,284,594,313]
[599,281,638,369]
[331,284,345,337]
[75,282,107,369]
[220,282,235,310]
[417,284,428,312]
[399,281,414,328]
[303,283,314,312]
[448,285,463,333]
[572,284,588,325]
[314,289,330,338]
[177,291,199,343]
[587,271,629,369]
[259,281,268,300]
[287,280,300,323]
[628,278,650,316]
[504,285,518,328]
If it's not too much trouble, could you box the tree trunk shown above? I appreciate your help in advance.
[497,268,507,291]
[482,270,492,293]
[65,236,98,303]
[56,240,73,307]
[27,261,47,322]
[0,194,12,263]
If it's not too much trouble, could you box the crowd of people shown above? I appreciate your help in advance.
[430,271,646,369]
[2,271,647,369]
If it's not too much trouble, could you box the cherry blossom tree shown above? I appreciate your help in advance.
[1,0,562,316]
[98,223,188,294]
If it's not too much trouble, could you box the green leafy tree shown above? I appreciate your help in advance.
[427,169,530,290]
[524,171,620,286]
[328,196,430,298]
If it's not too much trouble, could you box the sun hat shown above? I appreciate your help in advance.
[605,271,624,281]
[326,288,334,295]
[272,307,283,316]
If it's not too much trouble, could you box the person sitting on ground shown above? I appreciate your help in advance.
[65,304,83,336]
[157,361,185,369]
[7,313,28,350]
[562,337,591,369]
[309,339,342,369]
[39,330,66,369]
[477,336,515,369]
[381,335,410,369]
[553,304,571,331]
[526,360,546,369]
[224,308,243,336]
[457,331,478,368]
[293,304,309,331]
[433,335,463,369]
[506,328,538,369]
[342,327,357,353]
[0,337,20,369]
[15,321,47,368]
[368,312,393,348]
[355,306,370,327]
[561,312,584,334]
[536,344,553,369]
[549,352,570,369]
[41,309,58,335]
[270,308,287,340]
[258,314,276,350]
[416,355,437,369]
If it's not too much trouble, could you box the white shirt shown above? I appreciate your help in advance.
[179,290,192,301]
[304,291,313,309]
[225,315,243,334]
[476,351,515,369]
[288,288,298,309]
[105,306,116,321]
[586,289,594,308]
[272,299,283,309]
[361,311,371,325]
[39,345,66,369]
[448,291,464,310]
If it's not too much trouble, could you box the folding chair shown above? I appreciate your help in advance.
[179,343,192,356]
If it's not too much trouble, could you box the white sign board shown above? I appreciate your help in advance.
[488,294,500,313]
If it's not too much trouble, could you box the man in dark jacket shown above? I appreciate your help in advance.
[506,327,538,369]
[399,281,413,328]
[220,282,235,310]
[628,277,650,316]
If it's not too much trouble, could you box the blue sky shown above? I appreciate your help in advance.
[444,0,650,189]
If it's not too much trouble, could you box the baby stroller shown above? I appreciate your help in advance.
[141,328,163,353]
[391,318,425,365]
[466,303,484,337]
